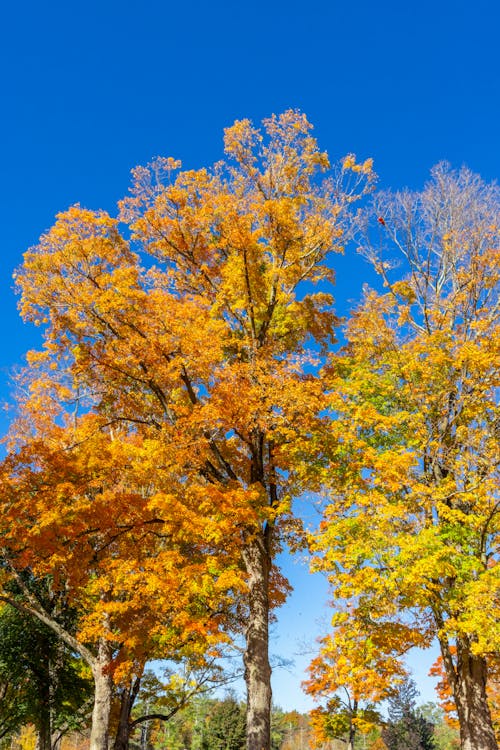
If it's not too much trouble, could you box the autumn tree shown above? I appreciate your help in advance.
[11,110,373,750]
[309,164,499,750]
[0,411,244,750]
[304,616,403,750]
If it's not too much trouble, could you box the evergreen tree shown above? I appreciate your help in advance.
[201,695,246,750]
[382,678,435,750]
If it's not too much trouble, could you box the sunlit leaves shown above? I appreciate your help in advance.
[308,164,500,742]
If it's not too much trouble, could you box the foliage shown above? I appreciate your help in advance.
[308,164,500,747]
[303,608,401,748]
[6,112,499,748]
[418,704,459,750]
[304,614,403,739]
[123,694,305,750]
[12,726,37,750]
[200,694,246,750]
[0,587,92,745]
[270,708,299,750]
[6,109,373,750]
[381,678,435,750]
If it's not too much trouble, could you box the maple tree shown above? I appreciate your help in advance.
[304,615,406,750]
[9,110,373,750]
[309,164,500,750]
[0,409,244,750]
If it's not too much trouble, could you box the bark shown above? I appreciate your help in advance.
[32,661,52,750]
[456,648,498,750]
[441,638,498,750]
[346,701,357,750]
[0,578,117,750]
[113,678,141,750]
[36,713,51,750]
[243,534,272,750]
[89,639,114,750]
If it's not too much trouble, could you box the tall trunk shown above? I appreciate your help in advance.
[455,643,498,750]
[243,533,272,750]
[441,638,498,750]
[34,664,52,750]
[90,639,114,750]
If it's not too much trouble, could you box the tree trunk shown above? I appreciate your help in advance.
[90,639,114,750]
[243,533,272,750]
[35,714,51,750]
[346,701,357,750]
[113,678,141,750]
[35,667,52,750]
[444,639,498,750]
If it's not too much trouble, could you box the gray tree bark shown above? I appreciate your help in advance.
[243,534,272,750]
[89,639,114,750]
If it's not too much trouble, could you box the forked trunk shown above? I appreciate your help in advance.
[90,639,114,750]
[442,638,498,750]
[243,534,272,750]
[113,678,141,750]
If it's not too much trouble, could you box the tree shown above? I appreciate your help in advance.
[304,617,401,750]
[201,693,246,750]
[418,704,460,750]
[270,707,299,750]
[382,678,435,750]
[0,412,244,750]
[274,710,310,750]
[310,164,499,750]
[0,595,92,750]
[12,110,373,750]
[308,699,381,750]
[111,658,237,750]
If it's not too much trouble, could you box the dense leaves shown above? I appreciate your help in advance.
[0,602,91,748]
[200,695,246,750]
[309,164,500,750]
[2,110,373,750]
[1,113,498,750]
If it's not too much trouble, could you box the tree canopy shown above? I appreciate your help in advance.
[0,114,498,750]
[309,163,500,750]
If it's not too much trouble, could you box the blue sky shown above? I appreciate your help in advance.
[1,0,499,712]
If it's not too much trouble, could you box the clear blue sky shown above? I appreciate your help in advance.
[1,0,499,712]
